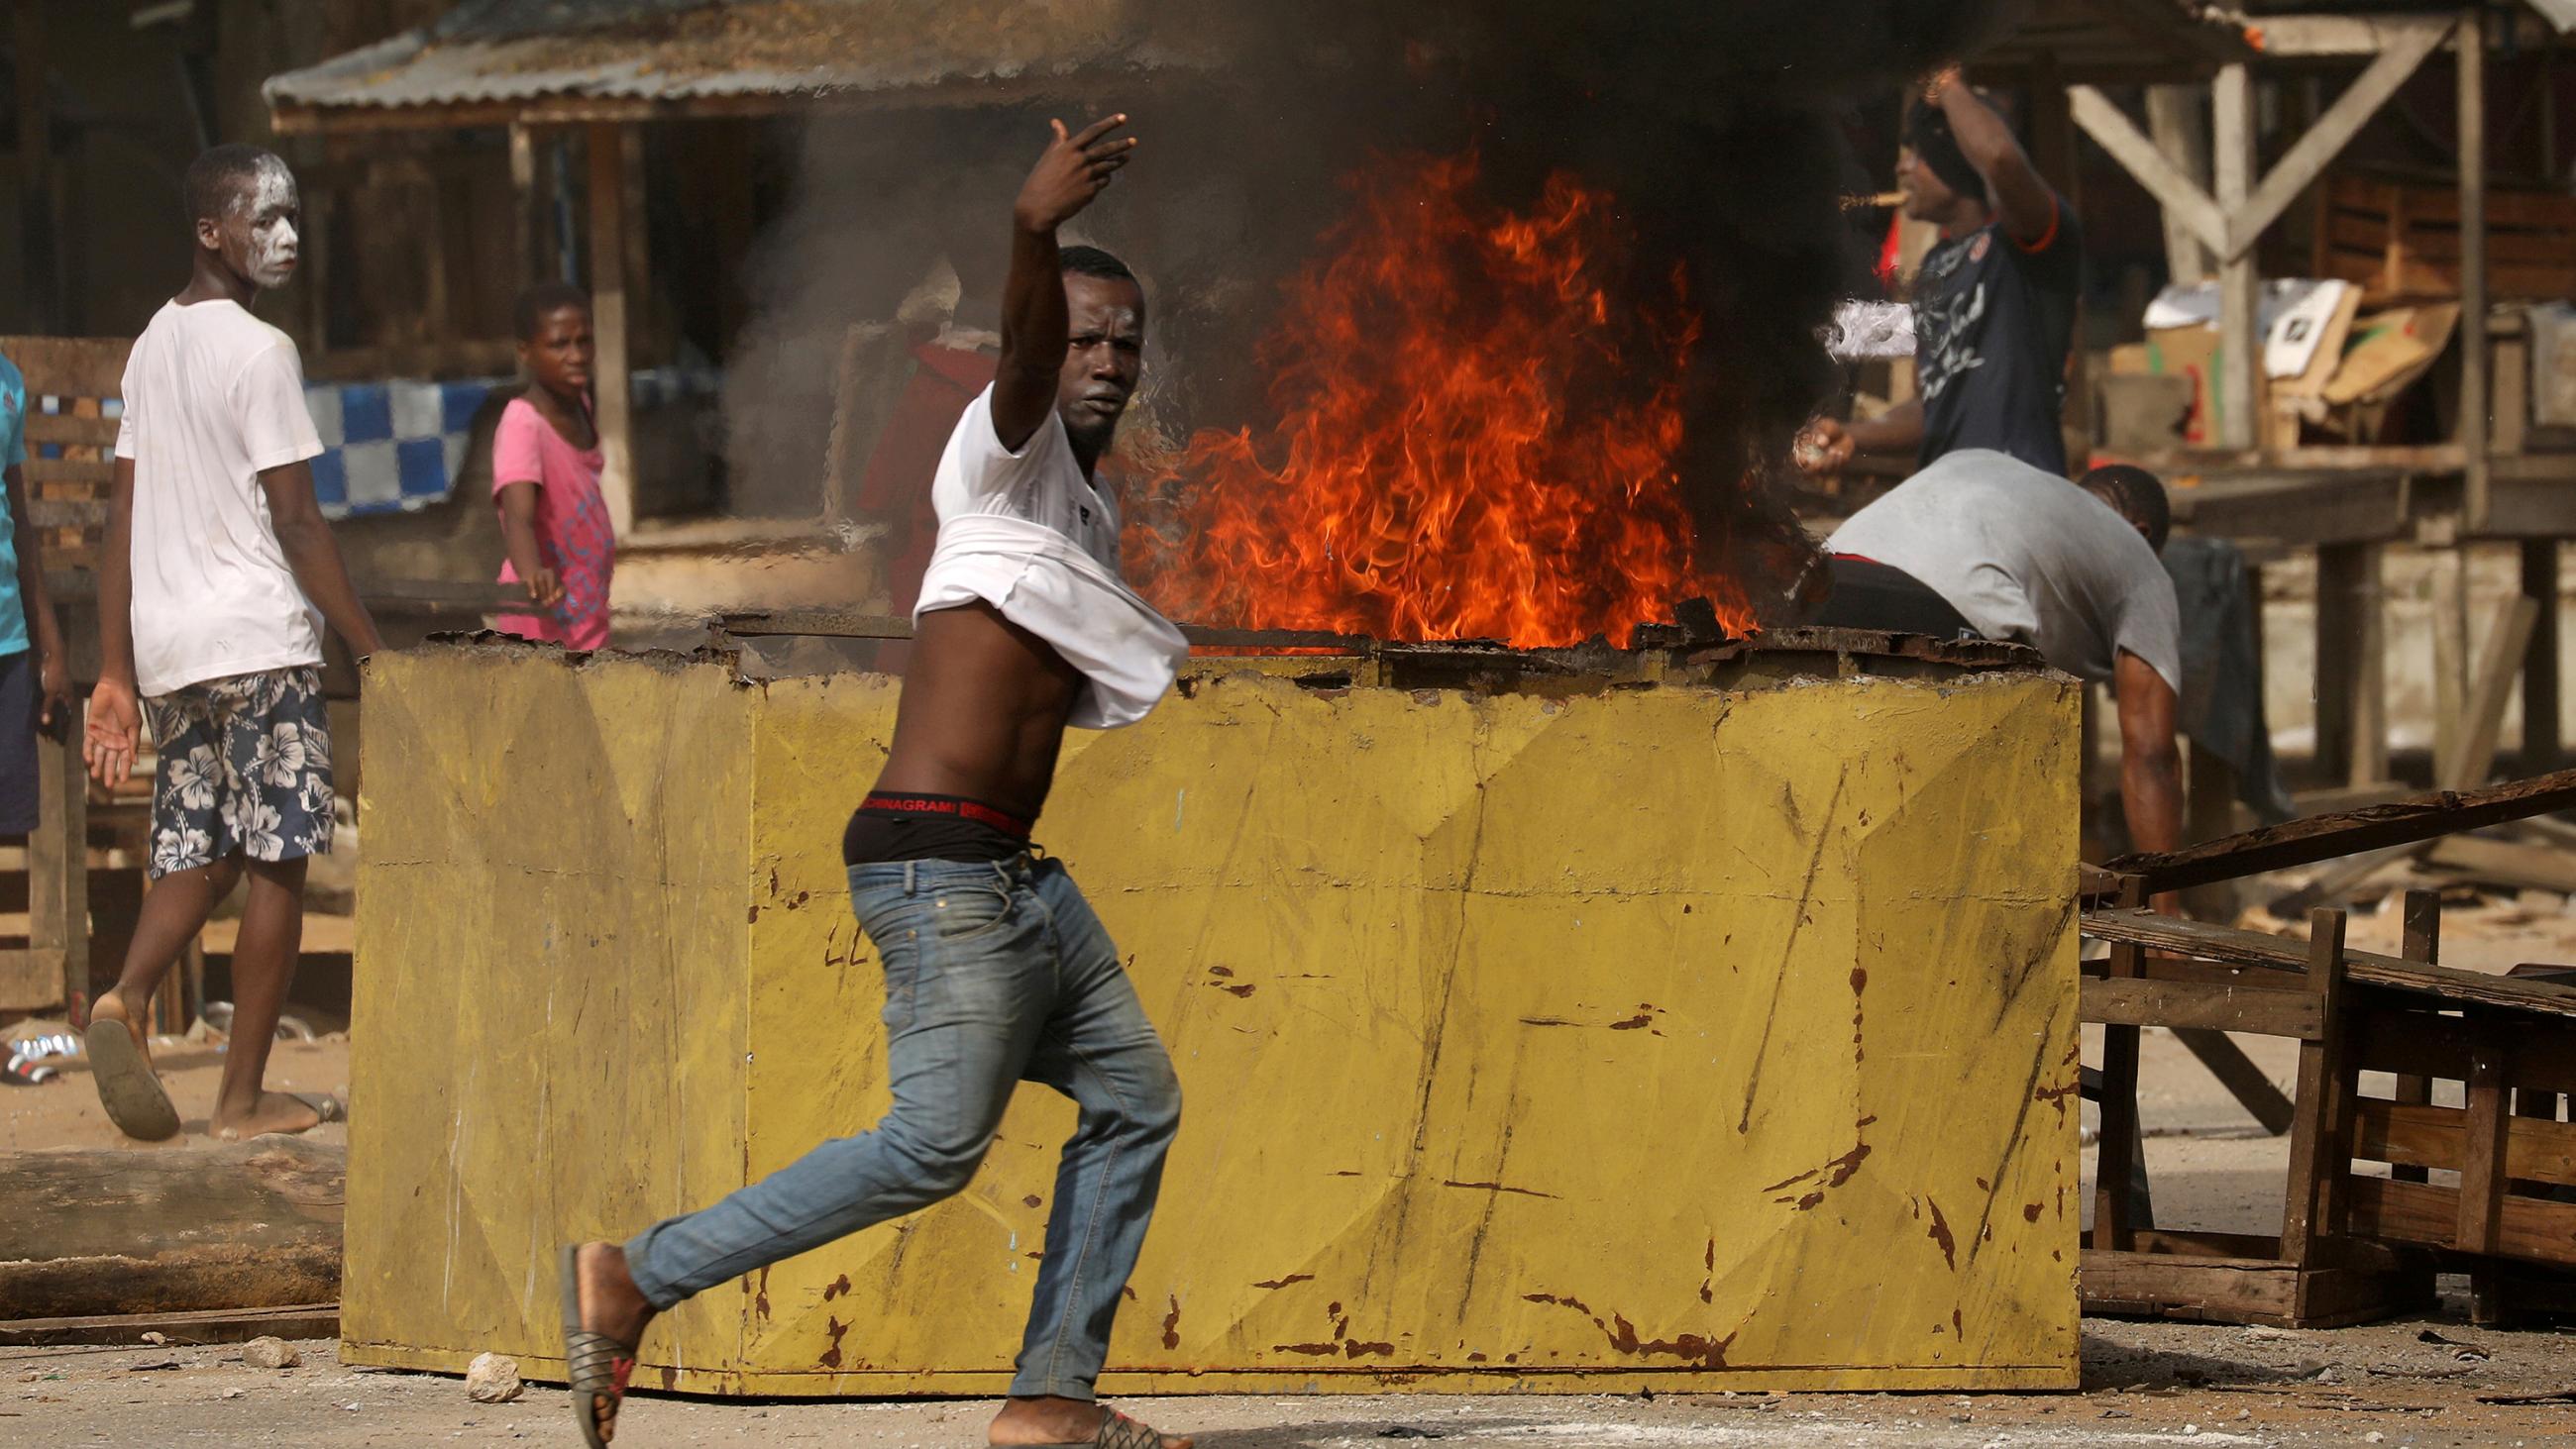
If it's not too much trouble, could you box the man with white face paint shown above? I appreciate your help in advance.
[80,144,384,1142]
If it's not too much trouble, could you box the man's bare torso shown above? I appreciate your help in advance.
[872,601,1083,821]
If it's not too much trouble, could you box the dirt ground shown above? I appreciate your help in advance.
[7,883,2575,1446]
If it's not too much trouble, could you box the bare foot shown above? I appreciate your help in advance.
[992,1397,1193,1448]
[87,988,155,1072]
[572,1242,655,1444]
[208,1089,335,1140]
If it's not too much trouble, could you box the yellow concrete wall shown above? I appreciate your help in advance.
[345,645,2082,1394]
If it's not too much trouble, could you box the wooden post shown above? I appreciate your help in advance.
[2523,539,2561,773]
[31,699,88,1024]
[2313,543,2387,787]
[587,123,636,539]
[2460,7,2493,529]
[509,123,544,290]
[2092,880,2150,1253]
[2431,543,2471,780]
[2279,908,2350,1267]
[2392,889,2438,1185]
[2146,84,2211,286]
[2213,62,2260,452]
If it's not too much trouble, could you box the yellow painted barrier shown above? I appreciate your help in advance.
[343,642,2081,1394]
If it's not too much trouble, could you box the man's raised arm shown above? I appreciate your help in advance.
[992,114,1135,452]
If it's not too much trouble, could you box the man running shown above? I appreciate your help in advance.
[561,113,1192,1449]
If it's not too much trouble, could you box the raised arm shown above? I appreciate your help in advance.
[993,114,1136,452]
[1796,397,1924,474]
[2113,648,2184,915]
[1932,71,2058,247]
[84,456,141,786]
[260,460,384,659]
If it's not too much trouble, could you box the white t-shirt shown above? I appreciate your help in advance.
[1826,449,2182,692]
[114,299,327,697]
[913,386,1186,728]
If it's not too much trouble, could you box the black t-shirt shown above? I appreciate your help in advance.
[1911,195,2082,474]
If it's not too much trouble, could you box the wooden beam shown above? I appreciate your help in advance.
[2106,769,2576,897]
[2392,889,2439,1185]
[2093,880,2150,1254]
[2083,977,2326,1039]
[32,691,88,1020]
[2084,906,2576,1019]
[2312,543,2387,788]
[2460,5,2493,530]
[2070,85,2227,255]
[2173,1028,2301,1135]
[2145,85,2212,285]
[2457,1027,2512,1256]
[2213,61,2260,450]
[2248,13,2462,58]
[2279,909,2349,1266]
[587,122,635,539]
[2522,541,2561,773]
[2438,593,2540,790]
[2225,21,2452,258]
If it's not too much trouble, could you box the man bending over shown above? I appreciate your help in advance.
[560,114,1193,1449]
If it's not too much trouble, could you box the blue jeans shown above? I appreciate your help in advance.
[624,854,1183,1400]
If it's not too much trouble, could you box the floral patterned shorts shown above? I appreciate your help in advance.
[146,667,334,880]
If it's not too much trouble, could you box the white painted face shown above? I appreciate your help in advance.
[238,157,300,290]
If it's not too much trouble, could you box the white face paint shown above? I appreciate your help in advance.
[239,158,300,290]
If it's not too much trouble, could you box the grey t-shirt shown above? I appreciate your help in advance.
[1826,449,2181,691]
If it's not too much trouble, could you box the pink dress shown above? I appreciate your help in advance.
[489,396,614,651]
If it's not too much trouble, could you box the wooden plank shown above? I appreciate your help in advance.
[2213,61,2259,448]
[2145,84,2210,286]
[2312,542,2384,786]
[0,1301,340,1349]
[2459,1026,2512,1256]
[2082,1250,2299,1320]
[2344,1173,2576,1266]
[2084,978,2324,1038]
[24,457,116,486]
[2352,1099,2576,1188]
[2352,1007,2576,1097]
[2084,907,2576,1019]
[587,122,634,539]
[2093,880,2150,1253]
[2392,889,2440,1184]
[2460,4,2492,530]
[2104,766,2576,894]
[2130,1228,2283,1259]
[32,691,87,1020]
[0,947,67,1012]
[2424,835,2576,893]
[2173,1027,2300,1134]
[2524,541,2561,772]
[2441,595,2541,788]
[22,413,121,447]
[2226,22,2450,257]
[27,497,107,529]
[2431,548,2472,783]
[0,337,130,399]
[0,1139,342,1318]
[2279,911,2349,1265]
[2070,85,2227,256]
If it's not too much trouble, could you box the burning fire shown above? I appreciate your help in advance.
[1126,153,1746,648]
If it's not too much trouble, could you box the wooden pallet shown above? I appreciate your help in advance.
[2315,171,2576,302]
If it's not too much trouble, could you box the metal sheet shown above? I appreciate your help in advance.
[344,643,2082,1393]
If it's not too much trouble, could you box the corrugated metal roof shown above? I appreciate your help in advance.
[265,0,1210,126]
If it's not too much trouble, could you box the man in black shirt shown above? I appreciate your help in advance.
[1800,69,2083,476]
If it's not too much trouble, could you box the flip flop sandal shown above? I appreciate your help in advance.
[1035,1408,1172,1449]
[560,1245,640,1449]
[82,1017,180,1142]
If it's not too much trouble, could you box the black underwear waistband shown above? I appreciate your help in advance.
[858,792,1033,838]
[844,792,1035,867]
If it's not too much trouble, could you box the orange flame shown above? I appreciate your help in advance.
[1127,153,1748,648]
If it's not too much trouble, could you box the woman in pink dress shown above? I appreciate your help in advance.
[491,282,614,650]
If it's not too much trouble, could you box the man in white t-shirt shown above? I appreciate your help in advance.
[563,114,1194,1449]
[79,145,384,1143]
[1817,451,2185,908]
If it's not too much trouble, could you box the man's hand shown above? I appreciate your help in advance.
[1013,115,1136,236]
[84,678,141,789]
[1794,417,1856,475]
[1922,63,1963,102]
[35,650,70,736]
